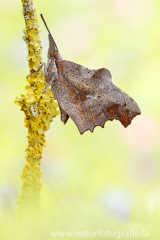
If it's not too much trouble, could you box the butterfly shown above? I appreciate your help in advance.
[29,14,141,135]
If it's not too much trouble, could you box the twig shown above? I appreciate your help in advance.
[14,0,59,227]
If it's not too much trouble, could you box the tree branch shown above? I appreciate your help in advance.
[15,0,59,225]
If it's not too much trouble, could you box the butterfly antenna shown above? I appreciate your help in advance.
[40,14,51,35]
[40,14,58,51]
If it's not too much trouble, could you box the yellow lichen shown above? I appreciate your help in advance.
[15,0,59,223]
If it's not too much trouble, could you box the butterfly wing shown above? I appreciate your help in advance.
[52,60,141,134]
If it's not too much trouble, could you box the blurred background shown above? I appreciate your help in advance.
[0,0,160,239]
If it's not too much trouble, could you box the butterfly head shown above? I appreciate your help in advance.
[49,51,58,58]
[47,34,59,59]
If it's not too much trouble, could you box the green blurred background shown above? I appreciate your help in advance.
[0,0,160,239]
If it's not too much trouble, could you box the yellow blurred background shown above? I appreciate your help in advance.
[0,0,160,239]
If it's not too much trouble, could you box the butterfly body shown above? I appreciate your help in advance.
[40,14,141,134]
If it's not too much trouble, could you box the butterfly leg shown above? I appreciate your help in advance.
[42,74,55,93]
[26,63,46,78]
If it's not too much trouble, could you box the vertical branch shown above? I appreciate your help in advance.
[15,0,59,222]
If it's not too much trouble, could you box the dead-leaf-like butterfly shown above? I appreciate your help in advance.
[31,14,141,134]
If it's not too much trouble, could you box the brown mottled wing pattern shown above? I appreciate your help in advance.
[51,60,141,134]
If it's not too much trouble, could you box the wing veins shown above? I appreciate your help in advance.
[59,73,92,129]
